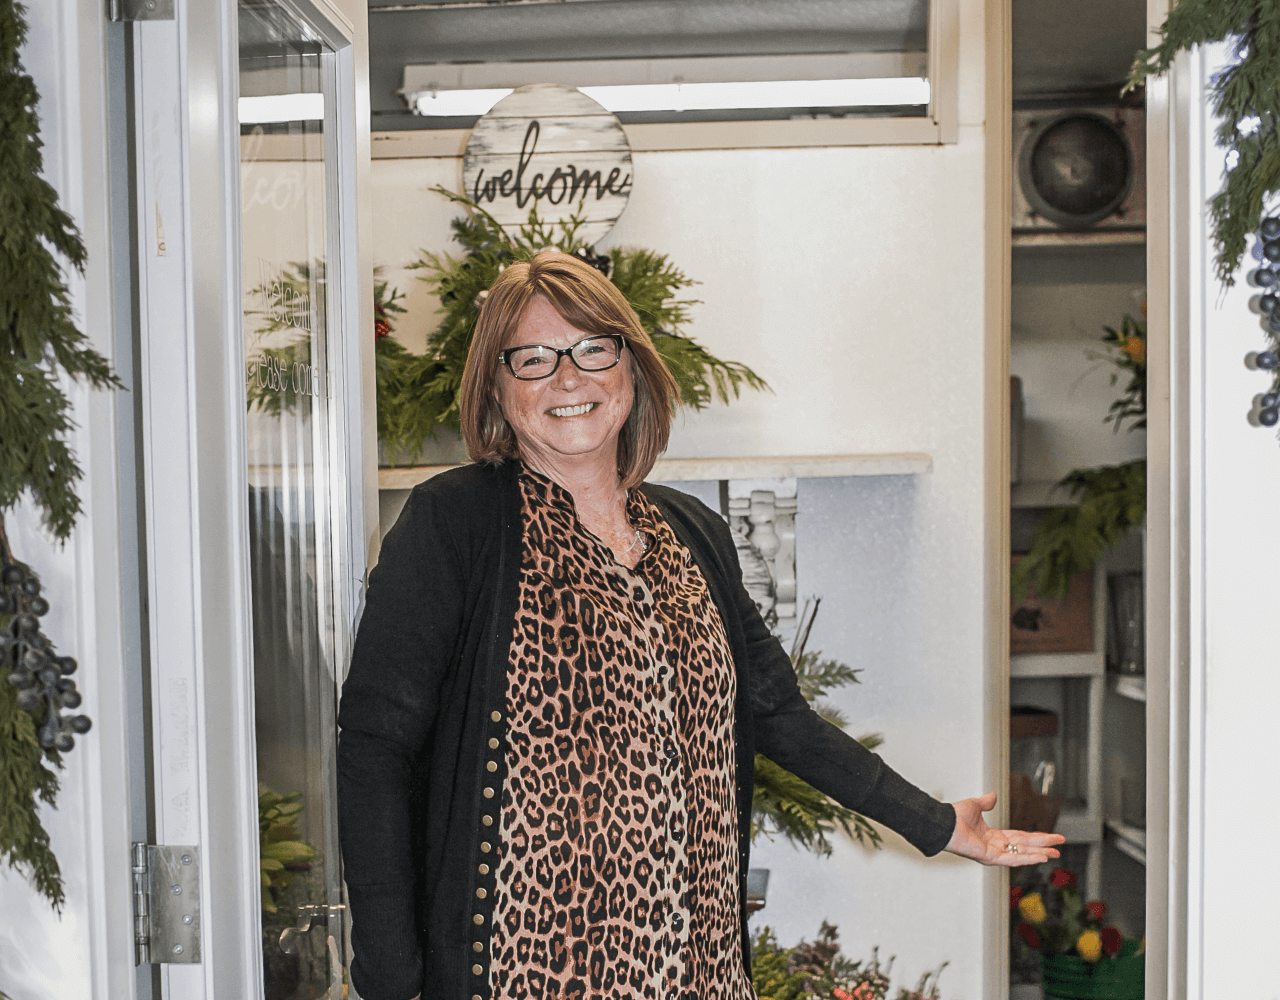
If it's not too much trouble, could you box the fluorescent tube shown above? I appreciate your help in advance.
[410,78,928,118]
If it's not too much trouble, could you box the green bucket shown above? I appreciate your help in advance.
[1041,940,1144,1000]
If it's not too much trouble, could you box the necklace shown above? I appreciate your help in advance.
[622,527,647,555]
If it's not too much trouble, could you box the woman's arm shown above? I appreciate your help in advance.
[737,577,959,856]
[738,559,1062,864]
[337,485,467,1000]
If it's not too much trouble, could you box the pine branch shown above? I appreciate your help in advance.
[376,188,768,457]
[0,0,122,539]
[1,0,118,910]
[0,526,64,910]
[1011,460,1147,601]
[752,598,883,855]
[1128,0,1280,284]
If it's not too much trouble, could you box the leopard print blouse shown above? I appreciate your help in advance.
[490,469,754,1000]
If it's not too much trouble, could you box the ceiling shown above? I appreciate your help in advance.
[1012,0,1147,102]
[364,0,1149,129]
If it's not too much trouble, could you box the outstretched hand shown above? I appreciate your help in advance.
[945,791,1065,867]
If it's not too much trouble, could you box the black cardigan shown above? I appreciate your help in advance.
[336,461,956,1000]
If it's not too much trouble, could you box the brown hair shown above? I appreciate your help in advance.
[459,250,679,488]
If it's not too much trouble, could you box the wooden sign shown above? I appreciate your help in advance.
[462,83,633,246]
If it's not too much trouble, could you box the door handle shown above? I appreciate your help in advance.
[279,903,345,954]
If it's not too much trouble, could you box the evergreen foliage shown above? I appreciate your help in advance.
[378,188,767,461]
[0,0,119,910]
[0,642,63,909]
[1011,460,1147,601]
[0,0,121,539]
[751,600,884,854]
[1013,314,1148,601]
[1128,0,1280,284]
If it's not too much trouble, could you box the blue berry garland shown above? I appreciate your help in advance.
[0,551,91,753]
[1249,216,1280,428]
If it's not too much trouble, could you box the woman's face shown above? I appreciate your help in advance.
[495,295,635,474]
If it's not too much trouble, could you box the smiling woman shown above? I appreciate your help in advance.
[460,252,678,497]
[336,250,1063,1000]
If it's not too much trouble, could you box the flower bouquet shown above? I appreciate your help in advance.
[1011,869,1143,1000]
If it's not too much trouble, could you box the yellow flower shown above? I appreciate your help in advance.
[1018,892,1047,925]
[1077,930,1102,962]
[1123,337,1146,365]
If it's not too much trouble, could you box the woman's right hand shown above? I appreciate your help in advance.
[945,791,1065,866]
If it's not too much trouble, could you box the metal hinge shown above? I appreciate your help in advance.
[132,843,202,965]
[108,0,175,21]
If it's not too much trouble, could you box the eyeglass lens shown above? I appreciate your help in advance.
[505,336,621,380]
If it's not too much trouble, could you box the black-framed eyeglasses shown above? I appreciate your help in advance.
[498,335,625,381]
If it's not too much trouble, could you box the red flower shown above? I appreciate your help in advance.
[1086,900,1107,922]
[1016,921,1041,949]
[1010,886,1025,910]
[833,990,855,1000]
[1101,926,1123,956]
[1050,868,1076,888]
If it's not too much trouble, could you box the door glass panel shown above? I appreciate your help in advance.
[239,3,346,997]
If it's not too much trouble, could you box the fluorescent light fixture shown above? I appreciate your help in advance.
[583,78,929,113]
[239,93,325,124]
[411,78,928,118]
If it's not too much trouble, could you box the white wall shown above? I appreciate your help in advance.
[370,0,997,990]
[1012,282,1147,484]
[1191,44,1280,997]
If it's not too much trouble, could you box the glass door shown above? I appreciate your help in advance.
[239,2,349,996]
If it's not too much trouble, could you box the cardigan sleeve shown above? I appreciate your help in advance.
[728,536,958,857]
[337,483,468,1000]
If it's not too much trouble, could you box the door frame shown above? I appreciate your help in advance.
[128,0,372,994]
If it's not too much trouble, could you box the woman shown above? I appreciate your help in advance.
[337,251,1062,1000]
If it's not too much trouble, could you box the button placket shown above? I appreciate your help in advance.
[474,710,503,993]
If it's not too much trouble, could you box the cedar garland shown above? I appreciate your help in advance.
[0,0,120,909]
[1127,0,1280,285]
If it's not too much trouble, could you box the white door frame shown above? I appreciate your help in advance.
[128,0,372,994]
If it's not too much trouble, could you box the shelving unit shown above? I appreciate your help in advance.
[1109,674,1146,703]
[1007,234,1147,938]
[1009,559,1108,900]
[1104,818,1146,866]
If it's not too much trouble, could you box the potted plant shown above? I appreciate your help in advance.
[1011,869,1143,1000]
[1012,314,1146,602]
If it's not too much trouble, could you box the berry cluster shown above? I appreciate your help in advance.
[1,561,91,753]
[1251,215,1280,426]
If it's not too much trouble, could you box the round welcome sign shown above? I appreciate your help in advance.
[462,83,633,246]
